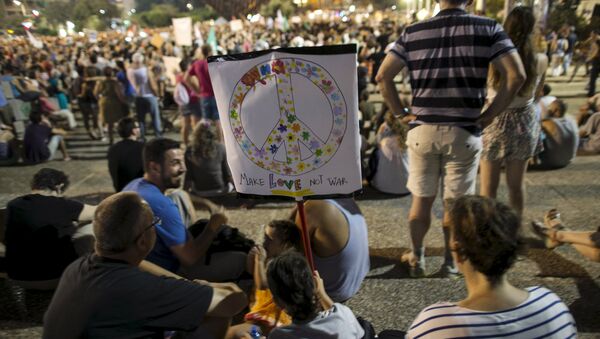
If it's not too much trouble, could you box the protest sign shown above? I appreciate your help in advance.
[208,45,361,199]
[172,17,192,46]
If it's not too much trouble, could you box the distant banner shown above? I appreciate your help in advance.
[172,17,192,46]
[163,56,182,86]
[230,19,243,32]
[26,30,43,49]
[208,45,361,199]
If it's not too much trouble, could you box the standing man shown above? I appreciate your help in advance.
[587,31,600,98]
[107,117,144,192]
[376,0,525,277]
[123,138,246,281]
[185,45,222,139]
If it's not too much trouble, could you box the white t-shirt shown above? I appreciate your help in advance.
[406,286,576,339]
[268,303,364,339]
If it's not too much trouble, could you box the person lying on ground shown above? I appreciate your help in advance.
[532,208,600,262]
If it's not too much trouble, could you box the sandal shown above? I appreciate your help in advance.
[531,221,563,249]
[401,251,425,278]
[544,209,563,228]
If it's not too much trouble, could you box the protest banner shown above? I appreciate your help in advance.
[172,17,192,46]
[209,45,360,268]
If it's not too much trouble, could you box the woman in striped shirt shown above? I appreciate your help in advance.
[406,196,577,339]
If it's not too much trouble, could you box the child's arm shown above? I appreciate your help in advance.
[252,245,269,290]
[314,271,334,310]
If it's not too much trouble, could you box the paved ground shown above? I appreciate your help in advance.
[0,72,599,338]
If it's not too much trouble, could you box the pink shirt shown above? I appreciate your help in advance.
[188,59,214,98]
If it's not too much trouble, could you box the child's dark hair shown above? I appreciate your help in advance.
[269,219,303,252]
[267,251,316,321]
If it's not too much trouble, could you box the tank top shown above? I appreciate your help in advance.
[313,199,370,302]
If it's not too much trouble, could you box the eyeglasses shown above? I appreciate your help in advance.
[133,216,160,243]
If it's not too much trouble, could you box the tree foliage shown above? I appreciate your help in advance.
[203,0,269,19]
[72,0,120,30]
[260,0,295,18]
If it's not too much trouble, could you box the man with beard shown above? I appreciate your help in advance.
[124,138,246,281]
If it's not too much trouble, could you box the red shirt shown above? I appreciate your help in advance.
[188,59,214,98]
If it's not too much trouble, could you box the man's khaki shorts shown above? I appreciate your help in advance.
[406,124,482,199]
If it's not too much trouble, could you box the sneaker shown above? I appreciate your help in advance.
[401,251,425,278]
[440,263,461,279]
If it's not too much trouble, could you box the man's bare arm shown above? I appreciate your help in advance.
[376,53,407,117]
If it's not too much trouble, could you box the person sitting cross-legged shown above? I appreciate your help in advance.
[406,196,577,338]
[43,192,247,339]
[123,138,247,282]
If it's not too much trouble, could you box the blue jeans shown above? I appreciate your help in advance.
[135,96,162,138]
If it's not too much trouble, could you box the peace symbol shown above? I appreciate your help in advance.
[228,57,347,176]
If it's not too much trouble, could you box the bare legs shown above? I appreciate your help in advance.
[480,159,528,217]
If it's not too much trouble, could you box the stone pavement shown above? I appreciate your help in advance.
[0,73,599,338]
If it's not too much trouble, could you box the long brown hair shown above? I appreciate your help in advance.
[490,6,537,96]
[190,122,218,158]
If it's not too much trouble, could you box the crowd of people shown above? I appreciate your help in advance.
[1,0,600,338]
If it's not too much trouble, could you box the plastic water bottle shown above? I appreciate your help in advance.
[249,325,261,338]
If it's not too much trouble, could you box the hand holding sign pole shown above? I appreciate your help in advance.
[208,45,361,270]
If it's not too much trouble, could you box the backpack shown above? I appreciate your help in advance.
[174,82,190,106]
[188,219,255,265]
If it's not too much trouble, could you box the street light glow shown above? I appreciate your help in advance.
[186,3,193,10]
[13,0,21,6]
[32,9,40,16]
[99,9,106,14]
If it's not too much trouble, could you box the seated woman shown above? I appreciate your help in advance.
[406,196,576,338]
[184,123,233,196]
[24,107,70,163]
[532,209,600,262]
[369,111,409,195]
[267,251,365,339]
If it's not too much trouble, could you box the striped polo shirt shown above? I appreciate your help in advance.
[406,286,577,338]
[390,8,516,126]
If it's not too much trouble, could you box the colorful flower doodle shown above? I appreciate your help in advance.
[228,57,348,176]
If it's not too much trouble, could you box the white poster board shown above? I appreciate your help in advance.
[163,56,182,86]
[229,19,243,32]
[172,17,192,46]
[208,45,361,199]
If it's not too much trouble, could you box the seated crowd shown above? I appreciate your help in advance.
[5,159,592,337]
[2,3,600,338]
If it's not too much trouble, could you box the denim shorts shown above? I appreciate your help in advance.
[201,96,220,121]
[188,100,203,118]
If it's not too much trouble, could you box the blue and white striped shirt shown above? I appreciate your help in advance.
[406,286,577,338]
[390,8,516,126]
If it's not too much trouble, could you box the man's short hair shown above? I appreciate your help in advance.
[543,84,552,96]
[553,99,567,117]
[117,117,137,139]
[94,192,151,254]
[143,138,180,172]
[31,168,70,191]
